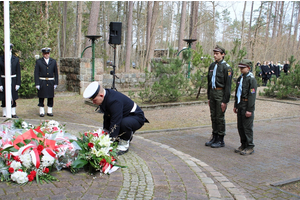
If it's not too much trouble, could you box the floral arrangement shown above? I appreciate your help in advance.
[0,128,58,184]
[70,129,124,175]
[0,119,123,185]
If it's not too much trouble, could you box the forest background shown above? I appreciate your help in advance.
[0,1,299,100]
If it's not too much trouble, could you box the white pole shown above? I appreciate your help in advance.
[4,1,11,118]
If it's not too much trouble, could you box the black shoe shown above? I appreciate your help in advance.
[211,135,225,148]
[240,148,254,155]
[47,113,53,117]
[40,114,45,117]
[205,134,217,146]
[117,149,129,155]
[211,141,225,148]
[12,115,18,118]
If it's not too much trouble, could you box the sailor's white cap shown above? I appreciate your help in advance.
[83,81,100,99]
[41,47,51,53]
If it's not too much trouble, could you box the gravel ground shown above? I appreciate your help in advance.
[6,87,300,133]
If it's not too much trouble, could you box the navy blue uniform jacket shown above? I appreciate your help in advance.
[100,89,147,138]
[34,57,58,98]
[0,55,21,101]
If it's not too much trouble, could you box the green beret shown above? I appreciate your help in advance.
[238,59,252,68]
[213,45,225,54]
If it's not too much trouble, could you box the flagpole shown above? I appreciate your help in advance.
[4,1,11,118]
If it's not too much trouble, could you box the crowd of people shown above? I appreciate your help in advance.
[256,60,290,86]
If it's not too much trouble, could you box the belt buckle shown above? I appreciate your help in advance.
[45,78,49,80]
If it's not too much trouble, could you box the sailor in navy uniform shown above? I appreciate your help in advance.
[83,82,149,154]
[34,47,58,117]
[0,43,21,118]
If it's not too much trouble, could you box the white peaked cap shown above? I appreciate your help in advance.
[83,82,100,99]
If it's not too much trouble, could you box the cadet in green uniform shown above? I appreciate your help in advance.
[205,45,233,148]
[233,59,257,155]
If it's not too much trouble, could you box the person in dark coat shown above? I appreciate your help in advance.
[34,47,58,117]
[261,61,271,86]
[205,45,233,148]
[274,62,281,78]
[0,43,21,118]
[283,60,290,75]
[233,59,257,155]
[83,82,149,155]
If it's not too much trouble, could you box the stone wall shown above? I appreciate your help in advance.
[59,58,149,94]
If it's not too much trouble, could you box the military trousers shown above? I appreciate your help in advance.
[237,102,255,148]
[209,89,226,136]
[119,114,145,141]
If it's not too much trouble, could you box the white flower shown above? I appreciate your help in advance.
[19,153,32,168]
[10,161,22,170]
[91,146,112,157]
[41,154,55,167]
[98,134,112,147]
[11,171,28,184]
[21,122,28,129]
[47,120,59,129]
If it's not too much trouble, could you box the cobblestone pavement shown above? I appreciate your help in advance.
[0,95,299,199]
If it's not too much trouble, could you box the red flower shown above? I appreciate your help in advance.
[93,133,99,137]
[8,167,14,173]
[43,168,49,174]
[111,156,116,162]
[84,132,88,136]
[27,175,34,182]
[30,171,37,177]
[37,145,44,152]
[100,158,106,166]
[52,127,58,131]
[13,156,21,162]
[6,161,11,166]
[18,169,23,172]
[88,143,94,148]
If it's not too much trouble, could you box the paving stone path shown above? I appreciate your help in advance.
[0,113,299,199]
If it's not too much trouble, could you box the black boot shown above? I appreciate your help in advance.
[205,133,217,146]
[211,135,225,148]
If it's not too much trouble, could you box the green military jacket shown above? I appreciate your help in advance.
[234,72,257,112]
[207,60,233,103]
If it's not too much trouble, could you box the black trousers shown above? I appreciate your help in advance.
[237,102,255,149]
[38,98,53,107]
[1,100,16,107]
[118,114,145,141]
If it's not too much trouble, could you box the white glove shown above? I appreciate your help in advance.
[54,85,57,89]
[0,86,3,92]
[15,85,20,91]
[36,85,40,90]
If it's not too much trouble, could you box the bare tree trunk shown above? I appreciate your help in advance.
[74,1,82,57]
[178,1,186,55]
[144,1,153,70]
[272,2,278,38]
[251,2,263,60]
[125,1,133,72]
[190,1,199,50]
[277,1,284,38]
[62,1,67,57]
[212,1,216,47]
[240,1,246,49]
[248,1,254,53]
[160,2,164,49]
[287,2,295,57]
[147,1,160,72]
[265,2,271,43]
[293,2,300,53]
[83,1,100,58]
[146,1,152,58]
